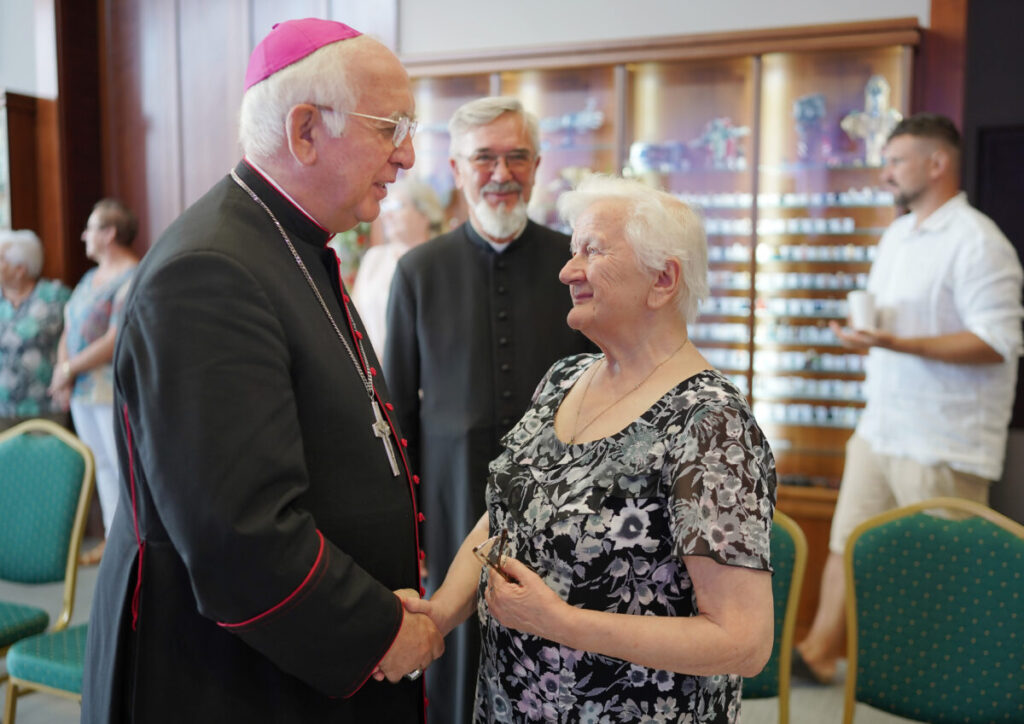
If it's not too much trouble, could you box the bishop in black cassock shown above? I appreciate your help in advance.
[385,217,594,722]
[81,160,424,723]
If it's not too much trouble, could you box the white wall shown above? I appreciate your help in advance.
[0,0,37,94]
[0,1,934,94]
[398,0,930,55]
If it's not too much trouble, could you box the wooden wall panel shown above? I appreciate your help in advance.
[33,97,65,281]
[102,0,182,251]
[912,0,966,124]
[54,0,101,284]
[177,0,249,207]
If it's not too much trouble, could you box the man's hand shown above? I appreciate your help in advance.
[373,589,444,683]
[829,320,892,351]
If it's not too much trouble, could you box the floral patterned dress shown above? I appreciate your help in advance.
[474,354,777,724]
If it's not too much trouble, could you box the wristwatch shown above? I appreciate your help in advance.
[61,361,71,377]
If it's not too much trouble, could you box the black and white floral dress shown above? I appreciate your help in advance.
[473,354,777,724]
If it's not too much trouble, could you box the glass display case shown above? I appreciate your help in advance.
[403,21,918,489]
[624,57,758,397]
[753,46,909,484]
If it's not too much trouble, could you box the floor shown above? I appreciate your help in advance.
[1,547,917,724]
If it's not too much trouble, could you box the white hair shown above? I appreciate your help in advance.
[238,36,369,161]
[448,96,540,157]
[557,175,708,324]
[388,177,445,230]
[0,229,44,279]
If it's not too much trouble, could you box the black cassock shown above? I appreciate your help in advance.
[385,220,594,723]
[82,161,425,723]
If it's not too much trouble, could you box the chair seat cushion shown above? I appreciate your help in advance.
[7,623,88,694]
[0,601,49,647]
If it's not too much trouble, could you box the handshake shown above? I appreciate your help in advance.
[371,588,449,683]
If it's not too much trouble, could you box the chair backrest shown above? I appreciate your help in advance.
[0,419,94,629]
[743,509,808,724]
[843,497,1024,724]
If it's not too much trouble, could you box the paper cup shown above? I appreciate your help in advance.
[847,291,876,331]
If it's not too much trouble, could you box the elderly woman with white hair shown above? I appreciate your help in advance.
[407,175,777,723]
[0,229,71,430]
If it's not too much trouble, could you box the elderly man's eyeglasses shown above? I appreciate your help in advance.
[316,105,417,148]
[472,528,516,583]
[463,151,535,173]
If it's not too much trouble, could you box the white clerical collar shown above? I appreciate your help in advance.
[244,157,331,236]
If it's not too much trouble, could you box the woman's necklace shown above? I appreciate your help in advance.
[230,170,400,477]
[568,339,690,445]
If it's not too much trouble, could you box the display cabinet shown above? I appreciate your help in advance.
[402,18,919,638]
[751,45,909,484]
[403,20,917,492]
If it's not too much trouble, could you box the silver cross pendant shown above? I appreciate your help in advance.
[371,400,400,477]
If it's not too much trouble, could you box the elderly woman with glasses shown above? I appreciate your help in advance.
[407,175,777,723]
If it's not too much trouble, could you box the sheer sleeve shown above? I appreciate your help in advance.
[667,390,776,570]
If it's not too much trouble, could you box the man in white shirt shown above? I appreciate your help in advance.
[795,113,1024,683]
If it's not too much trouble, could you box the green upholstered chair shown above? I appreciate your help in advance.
[743,509,808,724]
[842,497,1024,724]
[0,419,94,721]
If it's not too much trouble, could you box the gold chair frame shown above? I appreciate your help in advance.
[842,496,1024,724]
[770,509,808,724]
[1,419,95,720]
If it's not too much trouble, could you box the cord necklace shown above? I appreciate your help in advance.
[568,338,690,444]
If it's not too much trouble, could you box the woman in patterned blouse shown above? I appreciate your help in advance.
[407,175,777,724]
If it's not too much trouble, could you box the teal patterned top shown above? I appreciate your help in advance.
[65,267,134,404]
[0,278,71,416]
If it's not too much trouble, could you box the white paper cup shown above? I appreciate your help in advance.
[847,291,876,330]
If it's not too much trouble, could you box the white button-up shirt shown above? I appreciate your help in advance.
[857,192,1023,480]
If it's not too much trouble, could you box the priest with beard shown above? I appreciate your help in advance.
[385,96,595,724]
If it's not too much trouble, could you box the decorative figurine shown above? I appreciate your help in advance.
[793,93,828,162]
[841,75,902,166]
[627,140,691,174]
[539,97,605,149]
[690,117,750,170]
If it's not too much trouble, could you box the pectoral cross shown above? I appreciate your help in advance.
[371,400,400,477]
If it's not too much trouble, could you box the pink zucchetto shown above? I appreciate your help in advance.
[244,18,362,91]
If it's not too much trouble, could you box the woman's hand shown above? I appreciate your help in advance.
[48,362,72,396]
[484,558,568,639]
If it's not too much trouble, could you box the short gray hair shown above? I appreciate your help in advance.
[238,36,367,161]
[557,175,708,323]
[448,96,540,158]
[389,177,445,231]
[0,229,44,279]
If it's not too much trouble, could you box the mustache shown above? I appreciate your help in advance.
[481,181,522,194]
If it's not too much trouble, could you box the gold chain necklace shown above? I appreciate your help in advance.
[568,339,689,445]
[230,170,401,477]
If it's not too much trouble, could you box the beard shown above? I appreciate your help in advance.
[471,182,529,241]
[892,183,926,210]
